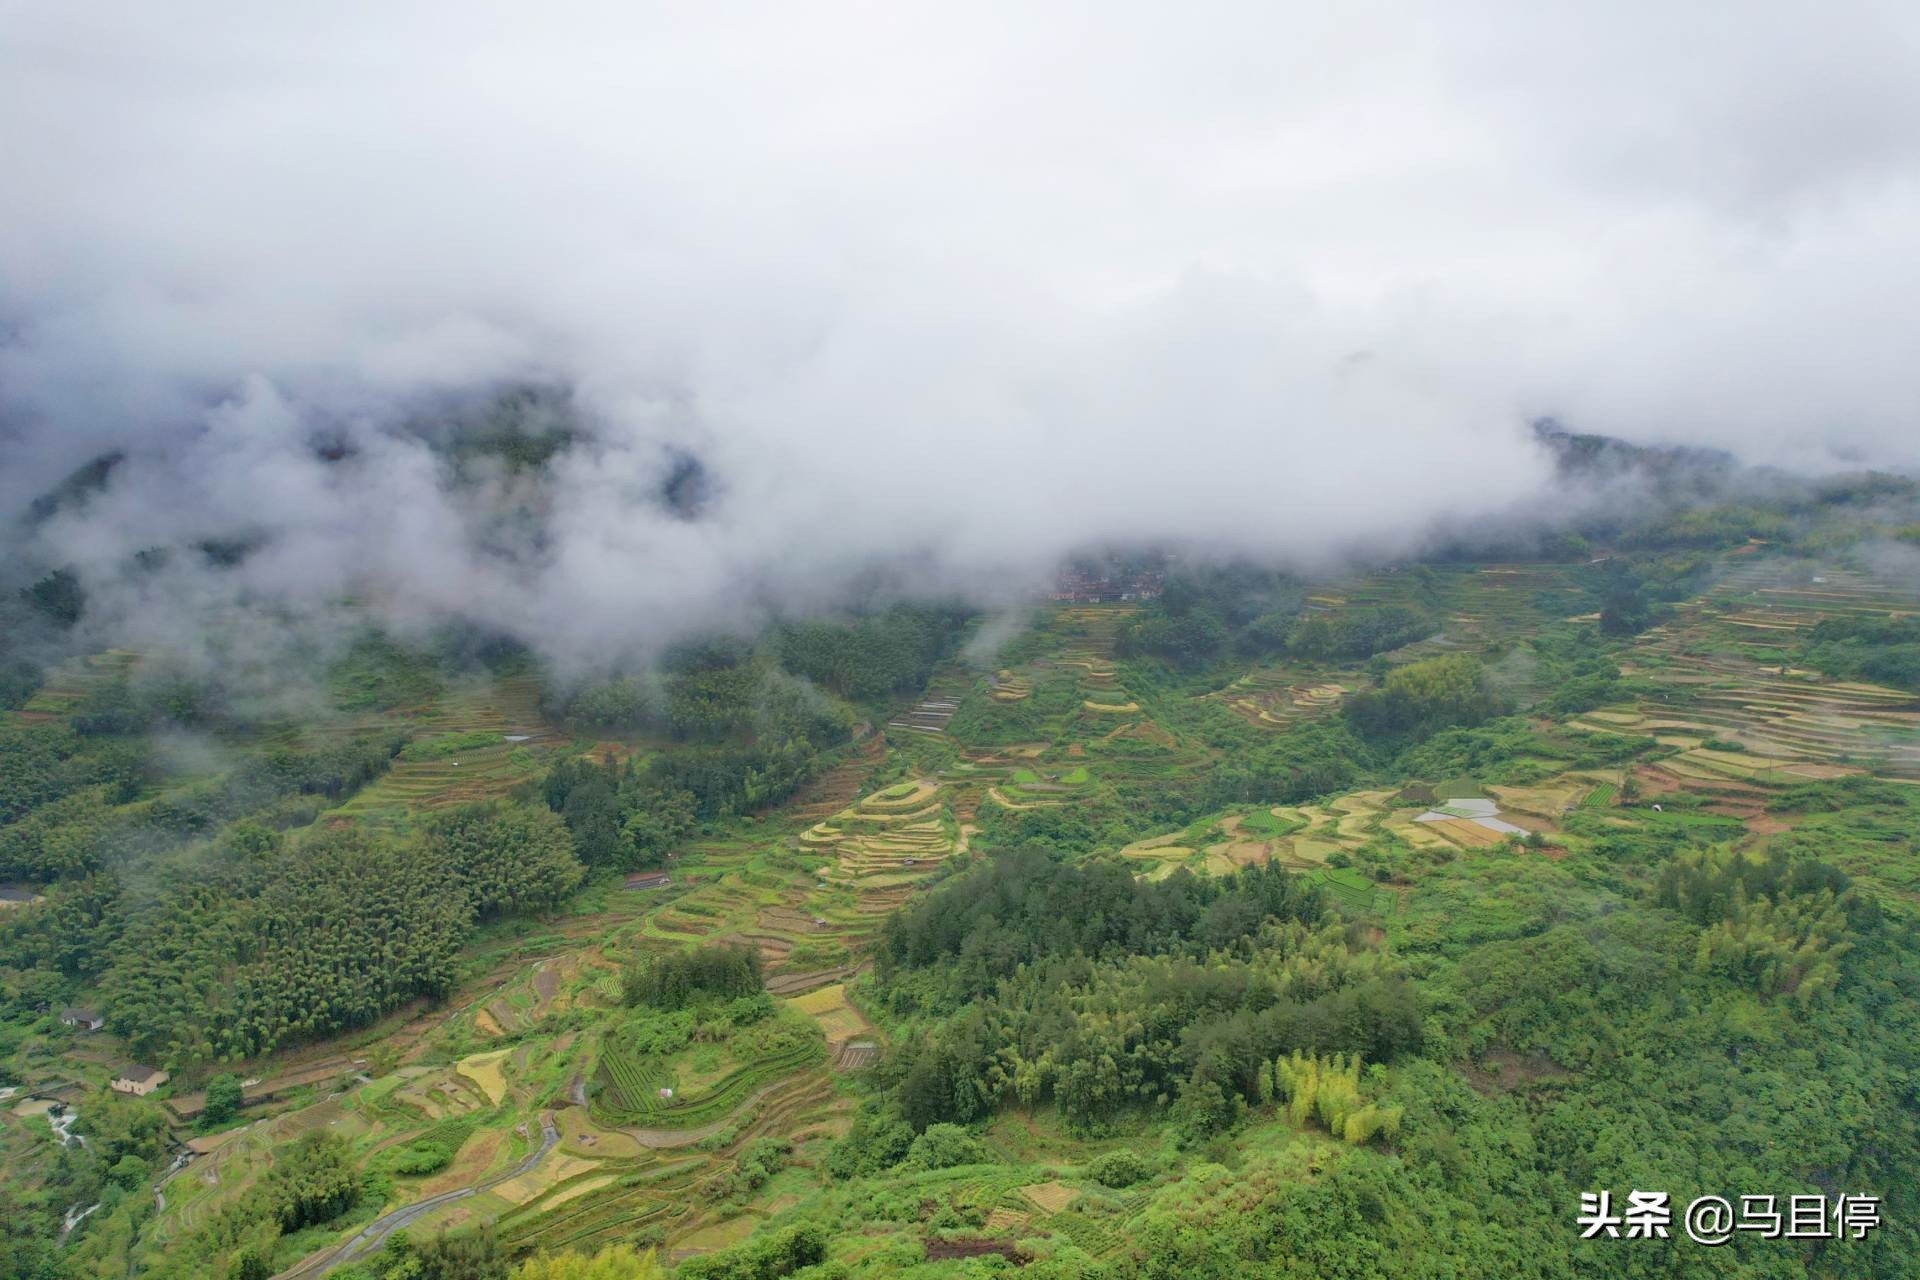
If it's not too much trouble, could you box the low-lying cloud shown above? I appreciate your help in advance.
[4,1,1918,666]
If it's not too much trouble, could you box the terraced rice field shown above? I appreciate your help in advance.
[1081,697,1141,713]
[1566,561,1920,780]
[1217,667,1355,731]
[787,983,877,1058]
[979,760,1094,810]
[1118,831,1199,878]
[10,649,139,724]
[887,667,971,735]
[1047,606,1135,694]
[329,674,563,820]
[1121,793,1415,882]
[1018,1181,1079,1214]
[497,1156,703,1253]
[786,734,887,821]
[798,777,960,888]
[1313,563,1589,656]
[836,1040,880,1070]
[500,1071,845,1255]
[592,1027,824,1131]
[1052,607,1131,677]
[988,669,1033,702]
[1311,866,1381,911]
[457,1049,513,1106]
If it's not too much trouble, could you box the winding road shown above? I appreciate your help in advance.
[277,1113,560,1278]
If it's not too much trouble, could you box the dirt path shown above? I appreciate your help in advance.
[276,1113,559,1279]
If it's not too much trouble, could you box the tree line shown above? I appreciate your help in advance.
[858,849,1421,1142]
[623,942,763,1010]
[2,803,581,1066]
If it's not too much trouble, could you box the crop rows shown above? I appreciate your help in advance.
[592,1040,823,1129]
[498,1159,703,1250]
[1579,782,1617,809]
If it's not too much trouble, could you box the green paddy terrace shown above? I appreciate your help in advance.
[940,603,1212,811]
[20,544,1920,1277]
[110,802,910,1275]
[323,672,562,823]
[0,635,942,1275]
[297,556,1919,1273]
[84,646,1043,1277]
[10,649,142,726]
[1208,562,1598,734]
[1570,557,1920,781]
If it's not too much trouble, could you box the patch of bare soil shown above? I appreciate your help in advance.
[1632,765,1685,795]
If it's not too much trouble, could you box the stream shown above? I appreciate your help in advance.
[60,1199,101,1240]
[47,1104,88,1149]
[41,1099,100,1242]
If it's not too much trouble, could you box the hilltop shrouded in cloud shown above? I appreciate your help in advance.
[4,1,1919,663]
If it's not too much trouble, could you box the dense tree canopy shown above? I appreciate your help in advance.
[1117,566,1307,669]
[1799,613,1920,691]
[623,942,763,1010]
[1285,604,1434,661]
[776,603,970,701]
[421,801,583,918]
[1344,654,1507,745]
[866,850,1418,1137]
[102,825,469,1062]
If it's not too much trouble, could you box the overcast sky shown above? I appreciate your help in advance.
[3,1,1918,661]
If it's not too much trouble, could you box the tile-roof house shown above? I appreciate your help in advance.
[60,1007,105,1031]
[111,1064,169,1096]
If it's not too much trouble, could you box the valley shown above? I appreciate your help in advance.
[5,519,1920,1278]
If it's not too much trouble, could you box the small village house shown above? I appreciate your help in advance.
[60,1006,105,1032]
[111,1064,169,1096]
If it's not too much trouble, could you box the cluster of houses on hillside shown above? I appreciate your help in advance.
[59,1006,170,1095]
[1048,554,1169,604]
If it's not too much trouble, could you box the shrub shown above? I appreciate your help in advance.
[904,1123,986,1170]
[675,1223,827,1280]
[1087,1149,1153,1188]
[201,1073,243,1127]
